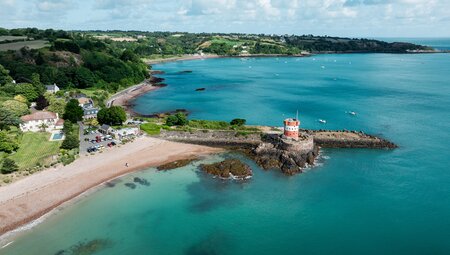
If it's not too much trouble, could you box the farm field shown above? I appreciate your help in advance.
[0,40,49,51]
[0,35,28,42]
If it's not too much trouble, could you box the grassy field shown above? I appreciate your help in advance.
[0,40,49,51]
[0,35,27,42]
[140,123,161,135]
[10,132,61,170]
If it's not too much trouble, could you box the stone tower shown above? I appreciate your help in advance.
[283,118,300,140]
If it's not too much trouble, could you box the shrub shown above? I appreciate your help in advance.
[230,118,246,126]
[1,158,19,174]
[166,113,188,126]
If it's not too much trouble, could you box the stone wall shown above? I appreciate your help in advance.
[158,130,262,148]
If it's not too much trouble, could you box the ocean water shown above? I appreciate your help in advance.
[2,51,450,254]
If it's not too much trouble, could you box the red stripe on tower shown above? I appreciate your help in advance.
[284,118,300,140]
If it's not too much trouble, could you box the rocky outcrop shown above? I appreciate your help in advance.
[252,135,319,175]
[200,159,252,180]
[157,158,196,170]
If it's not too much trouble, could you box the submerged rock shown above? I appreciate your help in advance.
[157,158,196,171]
[55,238,113,255]
[177,70,193,74]
[200,159,252,180]
[133,177,150,186]
[124,183,136,189]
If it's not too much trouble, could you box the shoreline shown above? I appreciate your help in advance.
[0,136,222,238]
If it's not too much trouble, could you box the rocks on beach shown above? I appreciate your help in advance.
[200,159,252,180]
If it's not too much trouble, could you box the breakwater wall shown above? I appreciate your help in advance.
[158,130,262,148]
[305,129,398,149]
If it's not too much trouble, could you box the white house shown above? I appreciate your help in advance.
[20,111,63,132]
[111,127,140,140]
[45,84,60,94]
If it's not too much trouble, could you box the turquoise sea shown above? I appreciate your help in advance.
[2,42,450,254]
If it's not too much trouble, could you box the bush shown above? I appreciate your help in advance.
[230,118,246,126]
[1,158,18,174]
[166,113,188,126]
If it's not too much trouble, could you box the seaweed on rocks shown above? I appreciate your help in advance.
[157,158,196,171]
[200,159,252,180]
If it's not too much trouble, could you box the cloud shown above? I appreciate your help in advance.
[0,0,448,37]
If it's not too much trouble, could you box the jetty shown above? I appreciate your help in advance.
[158,120,397,175]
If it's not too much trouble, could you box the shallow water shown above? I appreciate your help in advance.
[2,50,450,254]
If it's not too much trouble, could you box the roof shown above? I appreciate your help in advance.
[45,84,59,90]
[77,97,91,105]
[100,124,111,130]
[56,119,65,126]
[21,111,58,122]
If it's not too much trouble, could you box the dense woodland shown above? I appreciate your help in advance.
[0,28,430,94]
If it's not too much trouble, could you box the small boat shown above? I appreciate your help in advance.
[318,119,327,124]
[346,111,357,116]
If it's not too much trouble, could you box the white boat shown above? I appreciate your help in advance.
[347,111,357,116]
[318,119,327,124]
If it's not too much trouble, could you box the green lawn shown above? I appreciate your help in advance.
[10,132,61,170]
[140,123,161,135]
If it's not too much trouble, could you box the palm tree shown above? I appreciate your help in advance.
[38,122,48,132]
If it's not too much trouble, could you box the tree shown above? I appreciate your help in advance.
[97,106,126,125]
[31,73,45,94]
[0,64,13,86]
[166,113,188,126]
[62,120,73,134]
[45,93,66,115]
[15,83,39,102]
[0,131,19,153]
[1,158,19,174]
[35,95,49,110]
[60,133,79,150]
[88,118,99,127]
[2,100,29,117]
[63,99,83,123]
[13,95,28,104]
[0,106,21,129]
[38,122,48,132]
[230,118,246,126]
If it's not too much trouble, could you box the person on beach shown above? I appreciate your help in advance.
[125,163,129,167]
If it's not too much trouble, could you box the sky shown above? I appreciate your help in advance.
[0,0,449,37]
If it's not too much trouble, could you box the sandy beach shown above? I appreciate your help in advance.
[144,54,220,65]
[107,80,158,108]
[0,136,222,237]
